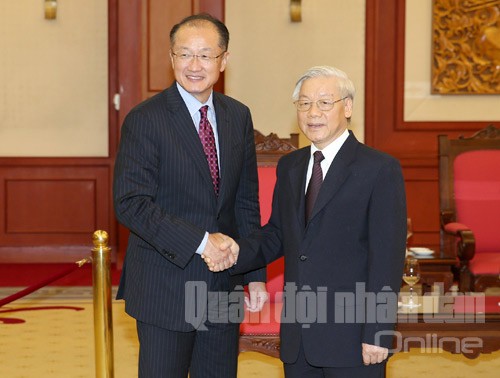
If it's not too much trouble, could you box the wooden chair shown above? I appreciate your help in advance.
[438,124,500,292]
[238,130,298,357]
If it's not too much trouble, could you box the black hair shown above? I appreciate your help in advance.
[169,13,229,51]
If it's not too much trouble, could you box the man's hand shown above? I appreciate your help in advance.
[201,233,239,272]
[245,282,268,312]
[361,343,388,365]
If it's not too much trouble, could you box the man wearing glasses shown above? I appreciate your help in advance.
[213,66,407,377]
[113,13,267,378]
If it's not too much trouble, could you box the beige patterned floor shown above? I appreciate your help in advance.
[0,287,499,377]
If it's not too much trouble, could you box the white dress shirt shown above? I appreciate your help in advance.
[305,129,350,193]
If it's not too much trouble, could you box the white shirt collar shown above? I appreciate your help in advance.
[310,129,350,163]
[176,82,215,118]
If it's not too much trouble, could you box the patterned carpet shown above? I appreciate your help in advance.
[0,287,499,377]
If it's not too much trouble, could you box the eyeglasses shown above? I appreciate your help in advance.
[294,97,348,112]
[171,51,225,64]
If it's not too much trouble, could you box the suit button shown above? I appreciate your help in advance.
[299,255,307,261]
[167,252,176,260]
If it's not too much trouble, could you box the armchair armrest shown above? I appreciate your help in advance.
[440,210,455,228]
[442,220,476,262]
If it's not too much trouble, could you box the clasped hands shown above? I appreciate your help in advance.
[201,233,239,272]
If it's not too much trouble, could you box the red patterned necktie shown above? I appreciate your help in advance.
[199,105,220,196]
[305,150,325,222]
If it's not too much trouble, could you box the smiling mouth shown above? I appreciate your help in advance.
[307,124,323,129]
[186,75,204,81]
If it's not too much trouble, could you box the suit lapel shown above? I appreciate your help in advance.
[287,148,310,229]
[166,85,215,195]
[214,95,231,205]
[308,132,359,222]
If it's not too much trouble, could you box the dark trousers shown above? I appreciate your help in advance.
[136,320,239,378]
[284,342,386,378]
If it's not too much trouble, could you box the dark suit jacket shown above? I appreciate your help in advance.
[234,131,407,367]
[113,83,264,332]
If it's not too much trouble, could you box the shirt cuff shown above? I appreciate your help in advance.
[195,232,209,255]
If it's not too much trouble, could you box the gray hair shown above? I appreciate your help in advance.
[292,66,356,101]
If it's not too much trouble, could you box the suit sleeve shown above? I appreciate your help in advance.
[362,158,407,348]
[113,110,205,269]
[233,160,284,276]
[233,109,267,284]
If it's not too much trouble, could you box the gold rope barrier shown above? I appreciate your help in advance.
[92,230,114,378]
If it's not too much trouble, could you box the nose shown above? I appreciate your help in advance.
[187,56,203,70]
[307,102,322,116]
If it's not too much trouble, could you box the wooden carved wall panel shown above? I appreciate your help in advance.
[0,164,112,263]
[432,0,500,94]
[6,179,96,234]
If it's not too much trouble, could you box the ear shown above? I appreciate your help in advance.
[344,98,353,118]
[169,50,175,69]
[219,51,229,73]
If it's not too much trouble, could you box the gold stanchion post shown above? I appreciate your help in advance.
[92,230,114,378]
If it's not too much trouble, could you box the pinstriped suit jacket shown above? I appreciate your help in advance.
[113,83,264,331]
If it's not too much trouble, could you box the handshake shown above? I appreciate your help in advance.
[201,233,240,272]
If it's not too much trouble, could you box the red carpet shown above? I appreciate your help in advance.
[0,263,122,287]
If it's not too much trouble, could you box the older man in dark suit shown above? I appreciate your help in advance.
[113,13,267,378]
[213,66,407,377]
